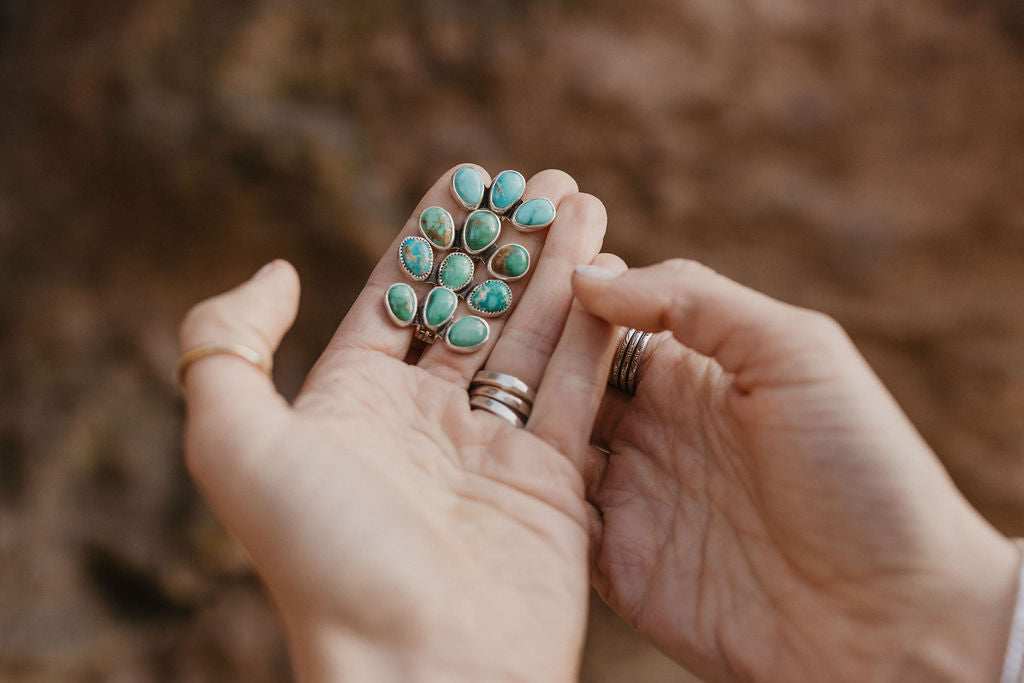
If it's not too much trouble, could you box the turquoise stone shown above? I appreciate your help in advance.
[452,167,485,210]
[467,280,512,316]
[446,316,489,351]
[511,198,556,231]
[385,283,416,326]
[399,236,434,281]
[439,252,474,291]
[423,286,457,330]
[489,170,526,214]
[462,210,501,253]
[419,206,455,249]
[488,244,530,280]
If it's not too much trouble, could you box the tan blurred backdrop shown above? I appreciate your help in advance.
[1,0,1023,681]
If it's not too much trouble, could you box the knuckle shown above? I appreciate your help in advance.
[560,192,606,224]
[664,258,716,280]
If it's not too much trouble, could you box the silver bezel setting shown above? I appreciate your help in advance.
[398,236,434,282]
[461,209,502,255]
[450,166,485,211]
[418,206,456,250]
[488,169,527,215]
[383,283,417,328]
[466,280,513,317]
[438,252,476,292]
[422,286,458,333]
[486,243,530,282]
[444,316,490,353]
[510,197,556,232]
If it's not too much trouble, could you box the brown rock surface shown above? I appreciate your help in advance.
[1,1,1022,680]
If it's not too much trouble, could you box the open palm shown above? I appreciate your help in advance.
[179,166,615,681]
[576,260,1018,683]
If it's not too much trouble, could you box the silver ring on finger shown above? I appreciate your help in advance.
[608,328,653,395]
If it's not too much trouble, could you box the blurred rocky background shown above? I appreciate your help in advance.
[1,0,1023,680]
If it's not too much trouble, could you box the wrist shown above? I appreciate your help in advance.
[282,612,580,683]
[896,531,1020,682]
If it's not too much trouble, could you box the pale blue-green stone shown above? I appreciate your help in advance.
[439,253,474,290]
[399,237,433,280]
[386,284,416,323]
[512,198,555,229]
[489,171,526,212]
[453,167,485,209]
[469,280,512,315]
[447,316,489,349]
[463,210,501,253]
[424,287,457,329]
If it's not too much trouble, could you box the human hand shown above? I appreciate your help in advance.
[573,259,1020,683]
[177,166,616,682]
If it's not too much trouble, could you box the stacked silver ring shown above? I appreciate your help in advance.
[469,370,535,428]
[608,328,653,395]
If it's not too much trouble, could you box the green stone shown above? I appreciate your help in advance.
[423,287,458,330]
[439,252,474,291]
[511,198,556,231]
[385,283,416,325]
[452,166,484,210]
[419,206,455,249]
[489,170,526,214]
[488,244,530,280]
[446,316,489,350]
[462,210,501,253]
[468,280,512,316]
[399,236,433,281]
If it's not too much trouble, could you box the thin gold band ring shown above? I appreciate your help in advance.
[176,343,271,388]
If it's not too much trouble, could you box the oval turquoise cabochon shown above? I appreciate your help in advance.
[452,166,485,210]
[489,170,526,213]
[446,316,490,351]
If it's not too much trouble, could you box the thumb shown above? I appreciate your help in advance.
[178,259,300,477]
[572,258,852,390]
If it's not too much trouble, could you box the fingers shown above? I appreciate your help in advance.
[572,258,850,391]
[308,163,492,381]
[529,253,625,471]
[179,260,298,473]
[480,192,608,392]
[416,169,582,386]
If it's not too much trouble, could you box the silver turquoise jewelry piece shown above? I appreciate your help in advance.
[384,166,557,351]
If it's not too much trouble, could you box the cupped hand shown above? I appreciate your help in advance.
[573,259,1020,683]
[178,166,616,682]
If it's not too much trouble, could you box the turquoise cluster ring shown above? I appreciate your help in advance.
[384,166,557,353]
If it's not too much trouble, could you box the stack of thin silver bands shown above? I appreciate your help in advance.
[609,328,652,395]
[469,370,535,427]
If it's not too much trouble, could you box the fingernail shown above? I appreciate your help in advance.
[574,265,621,280]
[252,261,276,280]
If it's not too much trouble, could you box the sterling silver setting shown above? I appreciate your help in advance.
[383,165,556,352]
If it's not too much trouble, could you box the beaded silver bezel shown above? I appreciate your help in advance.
[466,280,513,317]
[398,236,434,282]
[438,252,476,291]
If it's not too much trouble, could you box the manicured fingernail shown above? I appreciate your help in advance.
[574,265,621,280]
[252,261,276,280]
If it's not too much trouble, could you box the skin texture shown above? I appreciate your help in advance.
[179,163,1019,681]
[178,166,618,682]
[573,259,1020,683]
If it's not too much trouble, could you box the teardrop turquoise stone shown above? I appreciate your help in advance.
[439,252,474,290]
[446,316,489,349]
[462,210,501,253]
[511,198,555,230]
[419,206,455,249]
[488,244,530,280]
[468,280,512,316]
[385,283,416,324]
[424,287,458,330]
[452,167,484,210]
[489,171,526,213]
[399,237,433,280]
